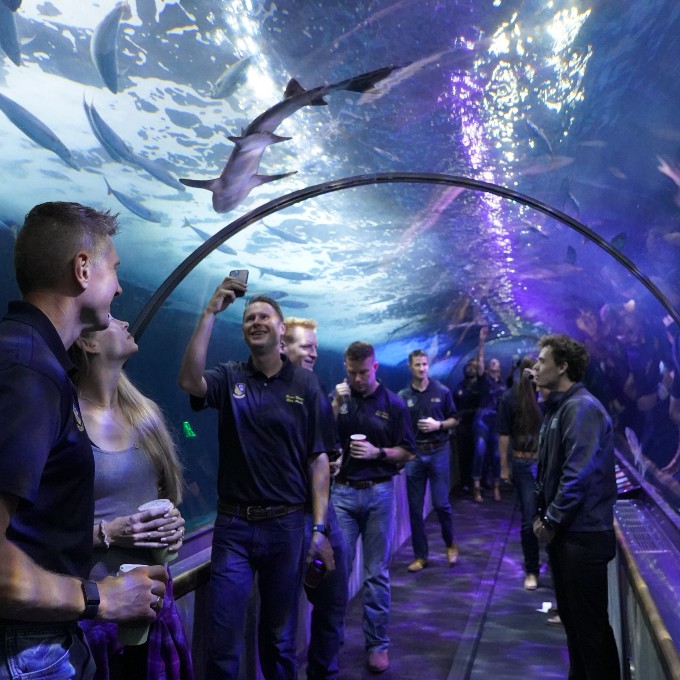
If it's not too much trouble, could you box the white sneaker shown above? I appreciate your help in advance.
[524,573,538,590]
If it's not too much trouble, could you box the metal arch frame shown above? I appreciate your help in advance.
[130,172,680,338]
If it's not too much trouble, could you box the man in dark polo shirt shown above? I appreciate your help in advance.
[0,202,168,679]
[282,317,349,680]
[399,349,459,573]
[178,280,334,680]
[331,341,415,674]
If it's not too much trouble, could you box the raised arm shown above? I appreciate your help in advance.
[476,325,489,376]
[178,275,246,397]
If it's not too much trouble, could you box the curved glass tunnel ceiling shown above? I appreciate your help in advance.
[1,1,680,525]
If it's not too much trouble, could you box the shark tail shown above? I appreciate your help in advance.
[340,64,405,94]
[179,177,219,191]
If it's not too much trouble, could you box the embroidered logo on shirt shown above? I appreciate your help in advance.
[73,404,85,431]
[430,397,442,403]
[233,383,246,399]
[375,410,390,421]
[286,394,305,405]
[406,398,414,408]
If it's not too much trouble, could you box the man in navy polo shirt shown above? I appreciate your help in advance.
[399,349,459,574]
[178,280,334,680]
[331,341,415,674]
[0,202,168,680]
[282,317,348,680]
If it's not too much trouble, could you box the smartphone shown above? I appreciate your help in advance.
[229,269,249,297]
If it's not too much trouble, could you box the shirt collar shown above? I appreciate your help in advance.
[4,300,74,375]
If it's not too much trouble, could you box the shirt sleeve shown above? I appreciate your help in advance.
[0,364,61,502]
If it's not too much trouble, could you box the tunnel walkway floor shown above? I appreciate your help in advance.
[303,485,569,680]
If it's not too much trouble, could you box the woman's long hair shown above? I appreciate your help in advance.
[515,356,543,446]
[70,346,183,504]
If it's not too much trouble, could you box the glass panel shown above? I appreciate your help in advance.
[1,0,679,532]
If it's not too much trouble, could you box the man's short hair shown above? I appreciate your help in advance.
[345,341,375,363]
[283,317,317,343]
[244,295,284,322]
[408,349,428,364]
[14,202,119,295]
[538,333,589,382]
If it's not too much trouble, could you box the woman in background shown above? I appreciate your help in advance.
[496,356,543,590]
[70,316,193,680]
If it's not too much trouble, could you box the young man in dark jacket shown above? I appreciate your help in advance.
[533,333,620,680]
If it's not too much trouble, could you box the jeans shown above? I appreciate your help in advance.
[207,509,305,680]
[548,531,620,680]
[511,459,540,575]
[472,409,500,482]
[406,443,454,559]
[331,480,395,652]
[0,623,95,680]
[303,503,349,680]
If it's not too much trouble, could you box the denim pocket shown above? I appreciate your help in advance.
[3,625,75,679]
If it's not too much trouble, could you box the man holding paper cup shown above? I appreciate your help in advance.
[331,341,415,674]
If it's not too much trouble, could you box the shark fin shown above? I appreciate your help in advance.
[179,177,219,191]
[254,170,298,186]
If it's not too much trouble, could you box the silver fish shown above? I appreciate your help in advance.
[257,266,314,281]
[104,177,160,223]
[90,2,126,94]
[0,2,21,65]
[210,56,253,99]
[182,219,237,255]
[0,92,78,169]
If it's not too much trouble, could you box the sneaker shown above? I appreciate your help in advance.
[446,544,459,566]
[407,558,428,572]
[523,573,538,590]
[367,649,389,673]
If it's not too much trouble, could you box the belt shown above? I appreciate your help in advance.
[217,501,304,521]
[335,477,393,490]
[512,450,538,461]
[417,440,447,452]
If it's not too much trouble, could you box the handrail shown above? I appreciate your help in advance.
[614,521,680,679]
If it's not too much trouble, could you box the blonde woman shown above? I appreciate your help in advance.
[70,317,193,680]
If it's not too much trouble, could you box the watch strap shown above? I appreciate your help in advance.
[377,448,387,460]
[79,579,100,620]
[311,523,330,536]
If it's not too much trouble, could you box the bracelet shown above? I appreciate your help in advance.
[439,421,444,431]
[98,520,111,550]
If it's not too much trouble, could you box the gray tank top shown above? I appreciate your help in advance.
[89,443,159,579]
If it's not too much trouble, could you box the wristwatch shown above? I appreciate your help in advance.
[377,448,387,460]
[79,580,100,619]
[311,523,330,536]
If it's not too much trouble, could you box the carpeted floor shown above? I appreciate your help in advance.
[302,485,568,679]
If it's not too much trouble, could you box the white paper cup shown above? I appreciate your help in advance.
[350,434,367,441]
[138,498,173,514]
[117,564,151,645]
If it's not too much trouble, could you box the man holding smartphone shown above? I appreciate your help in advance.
[178,276,334,680]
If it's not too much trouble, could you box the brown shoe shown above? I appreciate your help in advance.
[446,544,459,566]
[407,558,428,572]
[367,650,389,673]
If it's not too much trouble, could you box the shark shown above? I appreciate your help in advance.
[180,64,403,213]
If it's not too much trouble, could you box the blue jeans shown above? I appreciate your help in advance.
[303,503,349,680]
[472,409,500,482]
[406,443,454,559]
[207,509,305,680]
[511,459,540,575]
[331,480,395,652]
[0,623,95,679]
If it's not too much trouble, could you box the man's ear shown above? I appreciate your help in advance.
[558,361,569,377]
[73,251,91,290]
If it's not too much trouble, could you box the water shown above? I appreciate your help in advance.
[1,0,679,529]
